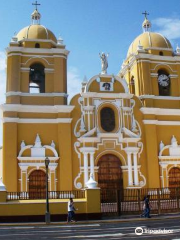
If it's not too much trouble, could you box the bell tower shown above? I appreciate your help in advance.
[6,4,69,105]
[1,4,74,192]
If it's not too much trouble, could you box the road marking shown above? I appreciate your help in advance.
[56,233,125,238]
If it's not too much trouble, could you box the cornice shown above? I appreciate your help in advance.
[2,117,73,124]
[1,104,74,113]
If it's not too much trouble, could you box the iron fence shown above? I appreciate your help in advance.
[101,187,180,216]
[7,190,85,200]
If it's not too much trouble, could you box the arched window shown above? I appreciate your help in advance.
[157,69,170,96]
[100,107,115,132]
[29,63,45,93]
[159,51,163,56]
[35,43,40,48]
[130,76,135,94]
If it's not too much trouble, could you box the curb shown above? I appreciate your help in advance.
[0,213,180,226]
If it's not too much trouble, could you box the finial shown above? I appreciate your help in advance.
[31,1,41,24]
[176,44,180,54]
[32,1,41,11]
[142,11,149,19]
[142,11,151,32]
[57,35,64,45]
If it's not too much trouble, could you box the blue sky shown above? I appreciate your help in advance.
[1,0,180,145]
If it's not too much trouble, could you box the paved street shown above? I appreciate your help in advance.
[0,216,180,239]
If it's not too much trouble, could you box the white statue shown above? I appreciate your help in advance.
[99,52,109,74]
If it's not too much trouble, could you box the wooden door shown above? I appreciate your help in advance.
[169,167,180,188]
[29,170,46,199]
[98,154,123,190]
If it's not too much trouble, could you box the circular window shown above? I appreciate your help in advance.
[100,107,115,132]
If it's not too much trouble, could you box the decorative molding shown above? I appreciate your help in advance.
[143,120,180,125]
[140,95,180,101]
[6,46,69,56]
[6,92,68,98]
[81,92,133,99]
[2,117,72,124]
[1,104,74,113]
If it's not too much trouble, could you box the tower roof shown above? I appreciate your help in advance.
[127,12,172,57]
[16,2,57,43]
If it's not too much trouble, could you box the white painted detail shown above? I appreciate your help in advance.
[86,173,98,189]
[1,104,74,113]
[0,178,6,191]
[2,118,72,124]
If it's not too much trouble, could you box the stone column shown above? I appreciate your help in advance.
[19,165,28,192]
[83,153,89,186]
[127,153,133,186]
[133,153,139,185]
[49,164,58,191]
[90,152,95,178]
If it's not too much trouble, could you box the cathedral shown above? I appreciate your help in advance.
[1,5,180,198]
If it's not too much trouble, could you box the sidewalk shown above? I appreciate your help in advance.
[0,212,180,226]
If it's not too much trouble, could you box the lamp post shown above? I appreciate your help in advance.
[45,157,50,224]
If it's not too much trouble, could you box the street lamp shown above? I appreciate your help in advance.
[45,157,50,224]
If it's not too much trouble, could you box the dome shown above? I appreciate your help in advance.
[127,32,172,57]
[16,24,57,43]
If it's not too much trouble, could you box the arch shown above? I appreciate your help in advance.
[152,63,175,72]
[29,170,46,199]
[29,63,45,93]
[23,56,53,67]
[95,150,126,166]
[86,75,129,93]
[97,154,123,190]
[130,76,135,94]
[35,43,40,48]
[157,69,170,96]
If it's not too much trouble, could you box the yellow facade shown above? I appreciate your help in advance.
[1,9,180,199]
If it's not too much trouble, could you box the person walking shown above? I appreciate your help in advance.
[67,198,76,223]
[144,195,151,218]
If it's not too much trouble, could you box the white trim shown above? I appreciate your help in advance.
[44,68,54,73]
[2,118,72,123]
[6,92,68,98]
[140,95,180,100]
[143,120,180,125]
[86,75,129,93]
[6,46,69,56]
[1,104,74,113]
[18,157,59,161]
[141,107,180,116]
[81,92,133,99]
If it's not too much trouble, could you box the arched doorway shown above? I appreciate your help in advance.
[97,154,123,190]
[29,170,46,199]
[169,167,180,188]
[169,167,180,198]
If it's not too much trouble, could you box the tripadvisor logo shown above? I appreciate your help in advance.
[135,227,143,235]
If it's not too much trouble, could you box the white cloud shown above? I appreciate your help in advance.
[153,18,180,41]
[67,66,82,103]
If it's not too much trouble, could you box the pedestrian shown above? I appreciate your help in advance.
[67,198,76,223]
[140,196,146,217]
[144,195,151,218]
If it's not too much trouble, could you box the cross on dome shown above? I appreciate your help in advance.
[142,11,151,32]
[142,11,149,19]
[32,1,41,11]
[31,1,41,24]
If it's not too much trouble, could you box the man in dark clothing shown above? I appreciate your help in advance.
[144,195,151,218]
